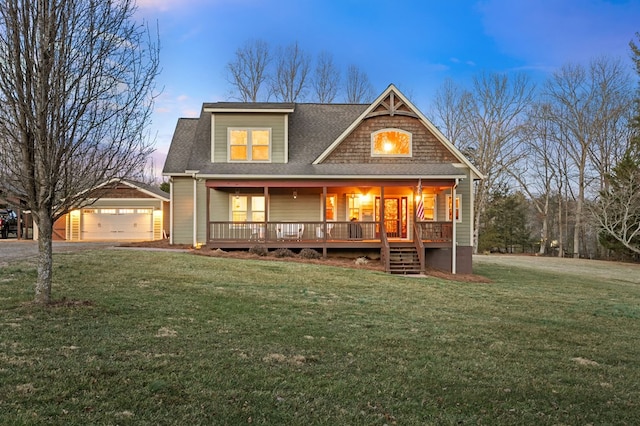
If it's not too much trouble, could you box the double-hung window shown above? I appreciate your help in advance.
[422,194,437,220]
[446,195,462,223]
[229,128,271,162]
[231,195,265,222]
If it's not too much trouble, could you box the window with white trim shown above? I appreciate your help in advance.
[347,194,361,220]
[228,128,271,162]
[231,195,265,222]
[446,195,462,223]
[325,194,337,221]
[371,129,412,157]
[417,194,436,221]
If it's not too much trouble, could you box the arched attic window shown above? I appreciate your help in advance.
[371,129,412,157]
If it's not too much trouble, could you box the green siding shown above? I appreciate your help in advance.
[213,113,287,163]
[209,189,229,222]
[196,180,208,244]
[172,177,194,245]
[269,193,322,221]
[456,175,472,246]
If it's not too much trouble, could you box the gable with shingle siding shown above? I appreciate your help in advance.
[322,115,459,164]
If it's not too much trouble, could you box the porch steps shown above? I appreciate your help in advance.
[388,247,422,275]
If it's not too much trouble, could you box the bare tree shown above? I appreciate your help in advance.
[271,41,310,102]
[591,151,640,255]
[543,57,633,257]
[431,77,469,146]
[433,72,535,253]
[312,51,340,103]
[226,39,270,102]
[510,102,558,255]
[344,64,375,103]
[0,0,159,304]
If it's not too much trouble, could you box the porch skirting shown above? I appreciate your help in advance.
[425,246,473,274]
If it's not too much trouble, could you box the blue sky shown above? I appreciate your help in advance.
[134,0,640,178]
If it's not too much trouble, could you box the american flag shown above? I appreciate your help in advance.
[416,197,424,221]
[416,179,424,220]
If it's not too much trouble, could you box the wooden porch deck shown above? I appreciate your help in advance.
[207,221,453,250]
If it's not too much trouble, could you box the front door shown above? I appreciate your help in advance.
[375,197,408,238]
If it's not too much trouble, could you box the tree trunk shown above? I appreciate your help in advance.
[539,210,548,255]
[34,213,53,304]
[557,194,564,258]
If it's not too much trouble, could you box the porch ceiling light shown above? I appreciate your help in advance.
[293,190,297,199]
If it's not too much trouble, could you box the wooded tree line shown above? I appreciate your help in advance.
[228,38,640,260]
[430,48,640,260]
[226,39,376,103]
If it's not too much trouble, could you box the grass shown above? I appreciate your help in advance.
[1,249,639,425]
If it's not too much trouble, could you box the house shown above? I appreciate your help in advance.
[51,179,169,241]
[163,84,483,274]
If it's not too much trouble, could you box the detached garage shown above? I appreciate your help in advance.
[52,180,169,241]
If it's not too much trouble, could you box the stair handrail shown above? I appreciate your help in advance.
[380,222,390,273]
[413,221,426,273]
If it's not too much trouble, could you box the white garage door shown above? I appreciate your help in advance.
[81,208,153,240]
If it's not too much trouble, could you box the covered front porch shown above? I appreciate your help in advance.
[204,178,462,273]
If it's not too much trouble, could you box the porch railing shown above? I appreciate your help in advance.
[208,221,379,242]
[415,221,453,242]
[207,220,453,243]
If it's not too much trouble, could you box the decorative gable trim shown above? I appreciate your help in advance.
[312,84,484,179]
[366,91,418,119]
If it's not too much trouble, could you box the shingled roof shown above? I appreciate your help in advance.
[162,86,480,179]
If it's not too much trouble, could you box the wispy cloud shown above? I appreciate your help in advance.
[450,57,476,67]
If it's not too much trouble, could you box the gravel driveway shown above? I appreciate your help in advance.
[474,254,640,284]
[0,240,116,266]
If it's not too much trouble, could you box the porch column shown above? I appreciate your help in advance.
[380,185,385,233]
[452,181,457,274]
[322,186,327,257]
[206,185,211,244]
[264,186,269,240]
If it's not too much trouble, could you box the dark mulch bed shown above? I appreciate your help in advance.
[121,240,491,283]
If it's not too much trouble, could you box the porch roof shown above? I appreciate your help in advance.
[190,163,466,179]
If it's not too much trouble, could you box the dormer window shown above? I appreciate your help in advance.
[371,129,412,157]
[229,128,271,162]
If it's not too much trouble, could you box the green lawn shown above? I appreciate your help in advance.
[1,249,639,425]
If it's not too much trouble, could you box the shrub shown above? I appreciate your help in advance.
[299,248,321,259]
[248,245,268,257]
[272,248,296,258]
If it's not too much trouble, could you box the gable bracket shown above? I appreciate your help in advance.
[364,91,418,119]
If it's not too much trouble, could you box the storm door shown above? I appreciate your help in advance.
[375,197,408,238]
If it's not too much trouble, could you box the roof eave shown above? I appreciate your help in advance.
[203,107,295,113]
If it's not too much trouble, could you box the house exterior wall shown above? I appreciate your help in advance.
[325,116,459,164]
[457,175,473,247]
[209,189,229,222]
[269,191,322,221]
[172,177,194,244]
[196,179,208,244]
[212,113,287,163]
